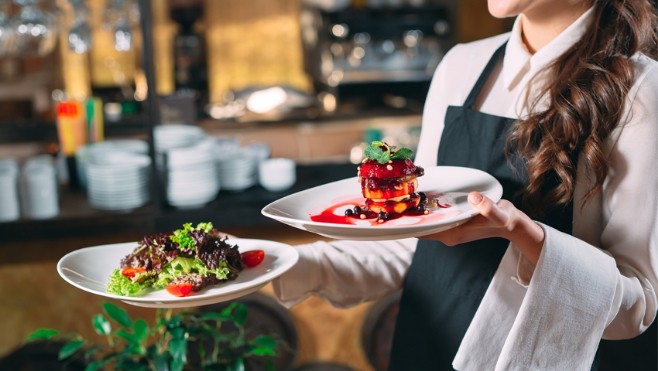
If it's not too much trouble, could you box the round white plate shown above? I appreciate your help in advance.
[262,166,503,241]
[57,239,299,308]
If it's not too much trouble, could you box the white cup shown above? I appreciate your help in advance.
[20,158,59,219]
[0,159,20,222]
[258,158,296,192]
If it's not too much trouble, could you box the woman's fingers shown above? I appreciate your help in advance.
[467,191,511,228]
[423,193,513,245]
[422,192,545,264]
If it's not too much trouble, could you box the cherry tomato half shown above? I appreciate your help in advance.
[241,250,265,267]
[165,283,194,297]
[121,267,147,279]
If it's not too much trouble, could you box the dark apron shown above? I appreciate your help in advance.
[388,42,573,370]
[388,41,658,371]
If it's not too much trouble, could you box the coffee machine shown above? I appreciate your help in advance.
[300,3,453,112]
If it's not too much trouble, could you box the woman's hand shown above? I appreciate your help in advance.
[423,192,546,265]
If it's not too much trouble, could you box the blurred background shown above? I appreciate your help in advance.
[0,0,513,370]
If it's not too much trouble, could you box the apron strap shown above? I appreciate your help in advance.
[464,41,508,108]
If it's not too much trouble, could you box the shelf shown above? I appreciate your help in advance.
[0,162,356,245]
[0,188,153,244]
[0,116,149,144]
[155,162,355,231]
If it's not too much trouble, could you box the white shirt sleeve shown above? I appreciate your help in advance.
[271,238,417,308]
[514,55,658,339]
[597,56,658,338]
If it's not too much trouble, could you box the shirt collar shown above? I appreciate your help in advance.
[502,7,594,90]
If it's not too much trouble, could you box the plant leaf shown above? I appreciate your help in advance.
[170,356,186,371]
[58,339,85,360]
[103,302,132,328]
[201,312,231,321]
[220,302,237,318]
[26,328,59,341]
[132,319,149,342]
[92,314,111,335]
[166,313,183,329]
[233,303,248,326]
[168,331,188,368]
[84,344,104,360]
[117,328,136,343]
[248,335,277,356]
[85,360,105,371]
[226,358,246,371]
[151,352,169,371]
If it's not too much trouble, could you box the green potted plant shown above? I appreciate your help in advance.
[24,301,281,371]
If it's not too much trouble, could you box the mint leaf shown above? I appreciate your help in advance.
[364,145,389,164]
[363,141,413,164]
[391,147,413,160]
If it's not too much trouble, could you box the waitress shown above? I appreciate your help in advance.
[272,0,658,369]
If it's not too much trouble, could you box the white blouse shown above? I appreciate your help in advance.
[272,8,658,368]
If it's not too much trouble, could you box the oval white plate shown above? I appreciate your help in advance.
[262,166,503,241]
[57,239,299,308]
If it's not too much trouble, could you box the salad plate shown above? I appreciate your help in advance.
[262,166,503,241]
[57,239,299,308]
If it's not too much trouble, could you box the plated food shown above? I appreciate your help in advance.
[58,238,298,308]
[262,165,504,240]
[351,141,426,223]
[107,222,263,298]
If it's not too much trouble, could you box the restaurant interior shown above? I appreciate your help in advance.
[0,0,512,369]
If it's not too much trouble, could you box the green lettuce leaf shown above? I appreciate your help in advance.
[106,269,153,297]
[153,257,230,289]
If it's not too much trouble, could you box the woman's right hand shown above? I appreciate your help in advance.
[423,192,546,265]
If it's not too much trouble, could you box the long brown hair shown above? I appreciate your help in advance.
[506,0,658,217]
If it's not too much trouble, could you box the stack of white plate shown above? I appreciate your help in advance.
[76,139,149,189]
[163,138,220,209]
[154,124,205,152]
[213,135,241,154]
[215,142,272,192]
[86,152,151,211]
[216,148,259,191]
[0,158,20,222]
[154,124,207,173]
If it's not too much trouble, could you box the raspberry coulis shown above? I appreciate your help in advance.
[310,192,452,225]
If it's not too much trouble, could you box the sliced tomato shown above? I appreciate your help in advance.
[165,283,194,297]
[241,250,265,267]
[121,267,147,278]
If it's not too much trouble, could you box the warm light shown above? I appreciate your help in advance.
[320,92,336,112]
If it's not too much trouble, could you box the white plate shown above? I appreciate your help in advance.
[57,239,299,308]
[262,166,503,241]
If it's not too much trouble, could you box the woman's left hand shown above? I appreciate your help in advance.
[422,192,545,264]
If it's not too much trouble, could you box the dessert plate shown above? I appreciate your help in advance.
[262,166,503,241]
[57,239,298,308]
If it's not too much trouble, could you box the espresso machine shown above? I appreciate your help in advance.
[300,2,453,112]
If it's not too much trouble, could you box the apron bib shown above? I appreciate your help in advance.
[388,40,657,370]
[388,42,573,370]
